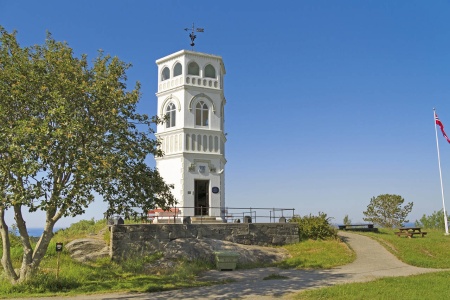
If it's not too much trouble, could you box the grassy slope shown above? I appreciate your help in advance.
[0,220,353,298]
[292,228,450,300]
[360,229,450,268]
[280,239,355,269]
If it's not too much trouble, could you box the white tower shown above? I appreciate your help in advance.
[155,50,226,221]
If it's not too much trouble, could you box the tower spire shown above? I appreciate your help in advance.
[184,23,204,50]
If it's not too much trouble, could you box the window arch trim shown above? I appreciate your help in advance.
[160,94,181,116]
[189,93,216,114]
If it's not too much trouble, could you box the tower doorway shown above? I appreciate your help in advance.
[195,180,209,216]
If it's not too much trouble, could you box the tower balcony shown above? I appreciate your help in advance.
[156,129,225,157]
[158,75,221,93]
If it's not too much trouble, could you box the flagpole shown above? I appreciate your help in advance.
[434,108,449,235]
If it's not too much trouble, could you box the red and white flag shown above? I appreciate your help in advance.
[435,112,450,143]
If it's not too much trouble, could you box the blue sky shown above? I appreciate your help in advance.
[2,0,450,228]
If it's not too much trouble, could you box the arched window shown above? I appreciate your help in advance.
[205,64,216,78]
[174,63,182,77]
[161,67,170,81]
[165,103,176,128]
[188,62,200,75]
[195,101,209,126]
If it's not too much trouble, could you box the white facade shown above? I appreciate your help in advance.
[155,50,226,219]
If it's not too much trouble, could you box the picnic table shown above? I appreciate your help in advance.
[395,227,427,238]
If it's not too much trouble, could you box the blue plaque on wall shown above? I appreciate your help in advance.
[212,187,219,194]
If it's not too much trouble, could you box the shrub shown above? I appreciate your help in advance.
[53,218,106,242]
[289,212,337,241]
[415,209,449,230]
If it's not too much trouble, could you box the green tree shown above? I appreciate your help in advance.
[343,214,351,225]
[415,209,448,230]
[362,194,413,228]
[0,27,176,283]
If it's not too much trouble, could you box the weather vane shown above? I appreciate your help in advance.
[184,23,204,50]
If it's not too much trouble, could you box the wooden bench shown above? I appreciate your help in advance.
[394,227,427,238]
[338,224,378,232]
[395,231,427,238]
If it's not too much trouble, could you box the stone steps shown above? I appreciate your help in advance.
[191,217,224,224]
[153,217,183,224]
[152,216,225,224]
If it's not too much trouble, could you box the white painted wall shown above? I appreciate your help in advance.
[155,50,226,218]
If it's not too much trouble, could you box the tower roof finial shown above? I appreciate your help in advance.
[184,23,204,50]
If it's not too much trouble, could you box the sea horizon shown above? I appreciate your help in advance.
[26,227,64,237]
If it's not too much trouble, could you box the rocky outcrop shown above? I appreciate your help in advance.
[111,223,299,261]
[163,238,290,265]
[140,238,290,271]
[65,235,289,271]
[66,224,292,269]
[65,238,109,263]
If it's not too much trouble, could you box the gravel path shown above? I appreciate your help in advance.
[16,231,445,300]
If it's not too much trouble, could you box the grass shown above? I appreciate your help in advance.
[293,271,450,300]
[291,228,450,299]
[0,220,355,298]
[358,228,450,268]
[279,238,355,269]
[0,239,352,297]
[52,219,108,242]
[0,220,218,298]
[0,252,217,298]
[8,222,448,299]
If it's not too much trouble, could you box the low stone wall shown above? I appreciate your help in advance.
[110,223,299,261]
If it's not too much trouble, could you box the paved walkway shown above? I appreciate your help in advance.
[20,231,445,300]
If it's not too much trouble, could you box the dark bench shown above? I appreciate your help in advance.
[338,224,377,232]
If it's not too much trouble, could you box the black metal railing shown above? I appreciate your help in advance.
[144,206,295,224]
[107,206,295,225]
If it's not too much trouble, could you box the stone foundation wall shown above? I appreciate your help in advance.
[110,223,299,260]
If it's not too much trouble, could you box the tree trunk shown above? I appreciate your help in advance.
[23,222,55,282]
[0,205,19,283]
[0,203,58,284]
[14,204,34,282]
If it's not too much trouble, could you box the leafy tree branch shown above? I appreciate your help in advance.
[0,26,175,283]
